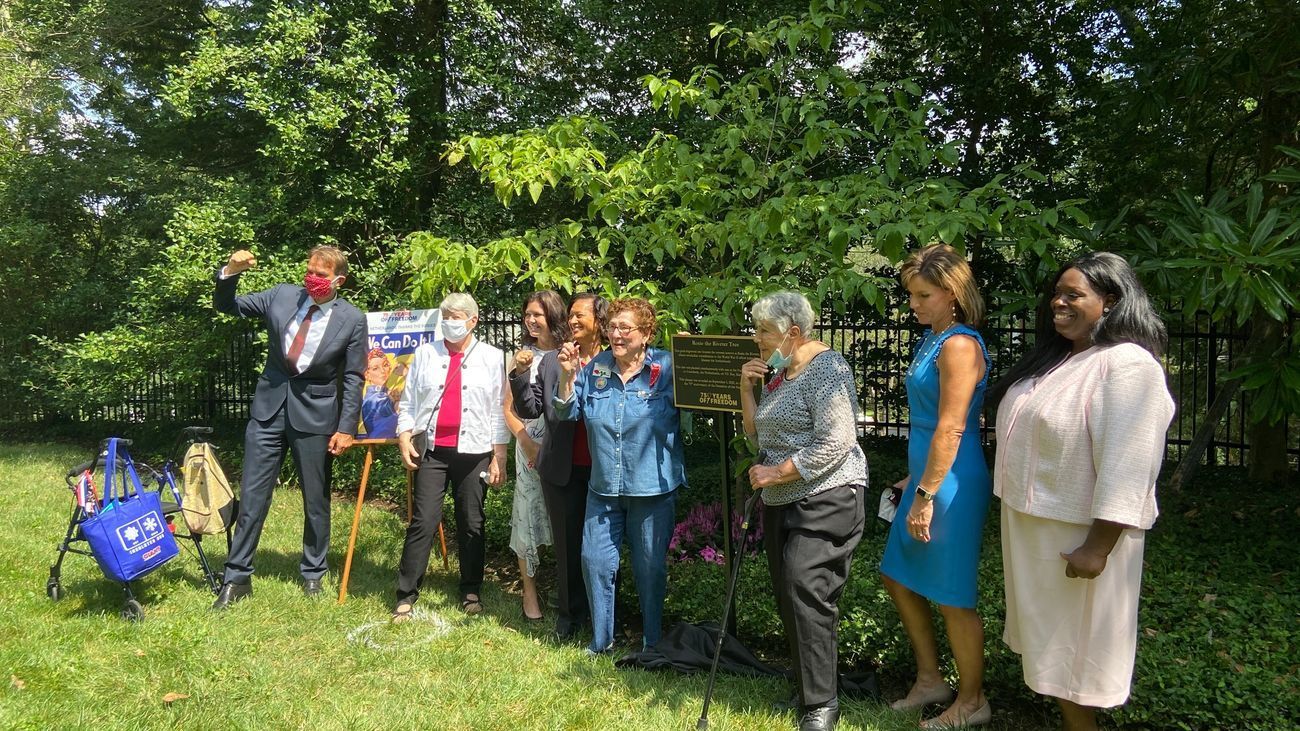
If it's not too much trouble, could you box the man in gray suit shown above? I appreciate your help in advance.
[211,245,369,609]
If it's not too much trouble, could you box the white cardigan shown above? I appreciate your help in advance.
[993,343,1175,529]
[397,337,508,454]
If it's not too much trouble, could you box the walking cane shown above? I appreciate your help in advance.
[696,453,766,730]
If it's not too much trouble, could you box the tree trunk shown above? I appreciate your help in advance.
[1245,31,1299,481]
[411,0,449,223]
[1245,315,1291,482]
[1168,376,1241,492]
[1169,316,1294,489]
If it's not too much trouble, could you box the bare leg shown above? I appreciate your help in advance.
[923,604,988,725]
[1057,698,1098,731]
[882,573,950,709]
[519,556,543,619]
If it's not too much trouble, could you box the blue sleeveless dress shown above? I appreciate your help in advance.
[880,324,992,609]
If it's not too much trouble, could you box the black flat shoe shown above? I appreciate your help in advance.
[302,578,323,597]
[522,608,545,623]
[391,601,415,623]
[211,582,252,610]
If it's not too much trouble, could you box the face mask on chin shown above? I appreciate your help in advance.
[766,331,794,372]
[304,273,338,300]
[441,318,471,343]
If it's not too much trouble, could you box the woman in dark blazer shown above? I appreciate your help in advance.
[510,292,607,641]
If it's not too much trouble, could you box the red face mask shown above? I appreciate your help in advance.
[304,272,337,300]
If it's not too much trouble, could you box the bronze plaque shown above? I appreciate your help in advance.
[670,335,760,412]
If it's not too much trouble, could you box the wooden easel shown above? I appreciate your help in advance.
[337,440,448,604]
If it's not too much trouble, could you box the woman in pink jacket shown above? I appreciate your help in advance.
[989,252,1175,731]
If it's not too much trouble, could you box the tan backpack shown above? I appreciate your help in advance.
[180,442,236,535]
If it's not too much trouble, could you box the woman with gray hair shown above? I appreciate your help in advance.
[392,292,508,620]
[739,291,868,731]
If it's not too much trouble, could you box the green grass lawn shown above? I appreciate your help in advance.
[0,442,973,731]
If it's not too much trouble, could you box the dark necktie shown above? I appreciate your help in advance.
[286,305,320,374]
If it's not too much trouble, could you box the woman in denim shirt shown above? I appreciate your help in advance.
[555,297,685,655]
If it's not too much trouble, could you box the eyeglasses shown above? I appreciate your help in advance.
[605,324,641,336]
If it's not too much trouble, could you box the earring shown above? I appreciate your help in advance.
[951,302,958,321]
[1103,307,1111,315]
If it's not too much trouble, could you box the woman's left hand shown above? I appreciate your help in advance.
[1060,545,1107,579]
[906,499,933,543]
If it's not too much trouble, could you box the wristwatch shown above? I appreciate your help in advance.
[915,485,936,502]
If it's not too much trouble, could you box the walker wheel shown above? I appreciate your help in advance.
[120,599,144,622]
[46,579,62,601]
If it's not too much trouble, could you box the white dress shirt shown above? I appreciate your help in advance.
[282,297,336,371]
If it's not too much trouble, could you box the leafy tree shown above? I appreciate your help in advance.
[1095,0,1300,482]
[410,1,1078,339]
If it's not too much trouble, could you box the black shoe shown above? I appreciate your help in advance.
[303,578,323,597]
[211,582,252,610]
[798,700,840,731]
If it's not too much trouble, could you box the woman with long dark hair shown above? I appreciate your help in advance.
[504,290,570,621]
[509,292,608,641]
[991,252,1174,731]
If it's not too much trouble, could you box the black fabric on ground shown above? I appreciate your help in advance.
[615,621,882,703]
[614,621,781,676]
[837,670,881,701]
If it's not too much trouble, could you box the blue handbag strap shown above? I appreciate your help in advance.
[103,438,145,504]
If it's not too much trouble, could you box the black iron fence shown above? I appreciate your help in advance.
[7,308,1297,469]
[817,305,1298,468]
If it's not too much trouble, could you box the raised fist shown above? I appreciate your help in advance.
[557,341,580,374]
[513,349,535,374]
[226,249,257,275]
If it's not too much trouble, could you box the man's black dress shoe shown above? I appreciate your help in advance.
[303,578,323,597]
[798,700,840,731]
[211,582,252,610]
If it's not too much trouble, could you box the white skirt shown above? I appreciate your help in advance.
[509,420,553,576]
[1001,503,1146,708]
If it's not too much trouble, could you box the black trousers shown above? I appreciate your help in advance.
[224,405,333,584]
[763,484,866,709]
[396,447,491,603]
[541,465,591,633]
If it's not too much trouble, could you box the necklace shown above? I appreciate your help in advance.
[905,323,960,378]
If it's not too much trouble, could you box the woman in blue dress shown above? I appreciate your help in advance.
[880,244,992,728]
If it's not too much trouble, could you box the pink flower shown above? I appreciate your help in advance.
[667,501,763,565]
[699,546,724,565]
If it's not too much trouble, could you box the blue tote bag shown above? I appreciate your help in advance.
[81,438,179,582]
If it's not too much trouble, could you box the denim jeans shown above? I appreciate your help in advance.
[581,489,678,653]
